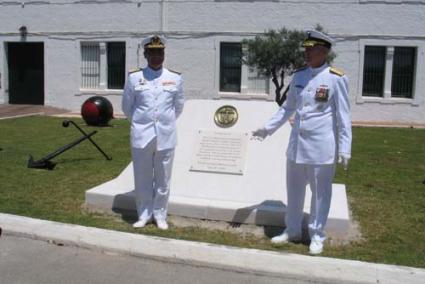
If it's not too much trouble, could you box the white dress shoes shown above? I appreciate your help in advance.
[156,219,169,230]
[271,230,301,244]
[132,218,150,228]
[309,238,324,255]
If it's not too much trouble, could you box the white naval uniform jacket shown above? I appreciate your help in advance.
[122,67,185,150]
[264,64,352,165]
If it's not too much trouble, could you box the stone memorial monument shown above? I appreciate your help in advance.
[86,99,350,238]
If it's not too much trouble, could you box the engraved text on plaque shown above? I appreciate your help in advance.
[190,130,248,175]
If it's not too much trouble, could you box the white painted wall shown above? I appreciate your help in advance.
[0,0,424,124]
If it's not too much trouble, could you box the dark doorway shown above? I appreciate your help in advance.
[7,42,44,105]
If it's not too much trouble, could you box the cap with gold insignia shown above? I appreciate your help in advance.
[142,35,166,49]
[302,30,333,49]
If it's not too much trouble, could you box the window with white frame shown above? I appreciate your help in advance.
[219,42,269,95]
[362,45,416,99]
[81,42,126,90]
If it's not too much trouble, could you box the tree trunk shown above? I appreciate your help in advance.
[278,85,290,106]
[271,68,287,106]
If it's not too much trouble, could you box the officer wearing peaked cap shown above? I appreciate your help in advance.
[141,34,167,49]
[122,35,185,230]
[302,30,333,49]
[252,30,352,254]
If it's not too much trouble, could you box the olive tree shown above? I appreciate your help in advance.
[242,25,335,106]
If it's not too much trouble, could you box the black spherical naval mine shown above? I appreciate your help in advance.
[81,96,114,126]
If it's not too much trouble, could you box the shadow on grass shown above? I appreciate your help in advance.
[56,157,97,164]
[112,193,138,225]
[112,207,138,224]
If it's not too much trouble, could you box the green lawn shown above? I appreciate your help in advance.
[0,116,424,268]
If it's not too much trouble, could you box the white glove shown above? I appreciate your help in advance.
[251,128,268,141]
[338,153,351,171]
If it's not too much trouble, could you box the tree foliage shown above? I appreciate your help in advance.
[242,25,335,106]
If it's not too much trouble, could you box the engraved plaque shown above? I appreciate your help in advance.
[190,130,248,175]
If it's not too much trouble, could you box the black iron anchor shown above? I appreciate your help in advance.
[28,120,112,170]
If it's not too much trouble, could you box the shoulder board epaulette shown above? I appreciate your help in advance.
[128,68,142,74]
[293,66,308,73]
[169,69,181,75]
[330,67,344,77]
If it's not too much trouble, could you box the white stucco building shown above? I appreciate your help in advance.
[0,0,424,124]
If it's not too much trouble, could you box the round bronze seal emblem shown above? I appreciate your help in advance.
[214,105,239,128]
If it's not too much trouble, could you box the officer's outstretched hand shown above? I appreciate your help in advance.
[338,153,351,171]
[251,128,268,141]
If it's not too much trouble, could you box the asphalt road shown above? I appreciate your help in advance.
[0,234,312,284]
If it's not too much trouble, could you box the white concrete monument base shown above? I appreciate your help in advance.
[86,100,351,238]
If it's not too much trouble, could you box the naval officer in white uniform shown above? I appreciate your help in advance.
[252,30,352,254]
[122,35,185,230]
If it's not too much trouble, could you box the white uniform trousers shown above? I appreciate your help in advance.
[131,138,174,221]
[285,159,335,242]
